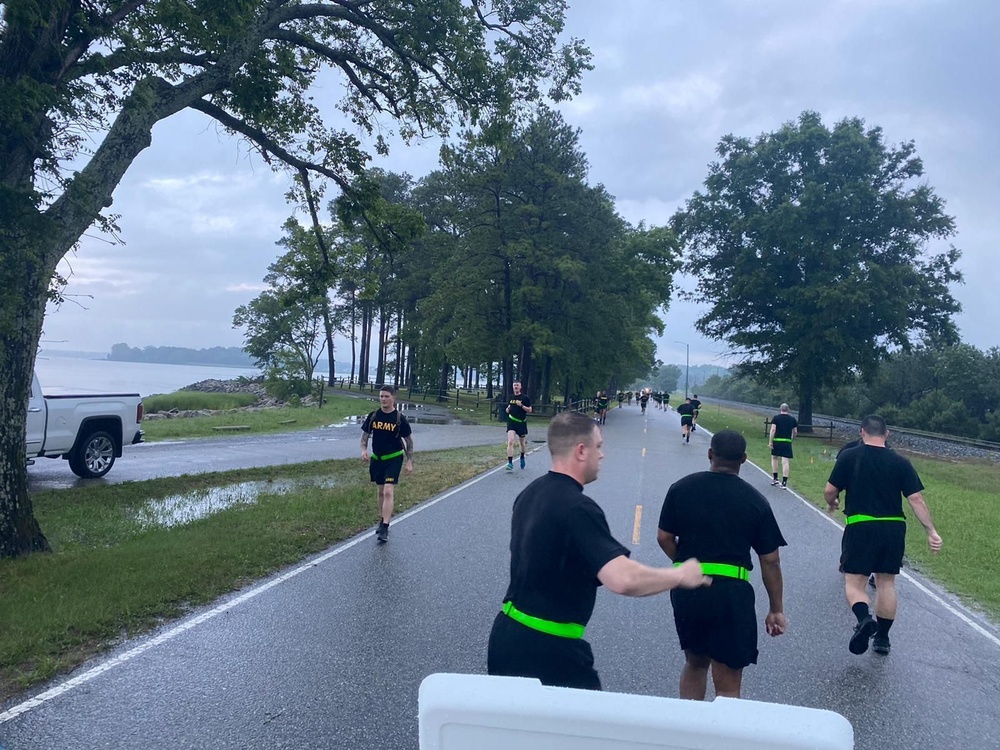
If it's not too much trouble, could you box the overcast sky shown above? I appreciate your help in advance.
[40,0,999,370]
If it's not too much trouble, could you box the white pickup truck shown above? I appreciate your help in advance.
[27,372,145,478]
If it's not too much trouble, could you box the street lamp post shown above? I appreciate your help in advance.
[674,341,689,398]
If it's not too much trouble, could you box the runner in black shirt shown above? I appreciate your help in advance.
[689,394,702,431]
[768,403,798,489]
[824,415,942,656]
[487,412,710,690]
[505,381,533,470]
[676,398,695,443]
[658,430,787,699]
[360,385,413,543]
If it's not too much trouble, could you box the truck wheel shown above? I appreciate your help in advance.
[69,430,117,478]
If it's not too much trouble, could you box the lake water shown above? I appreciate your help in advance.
[34,355,260,398]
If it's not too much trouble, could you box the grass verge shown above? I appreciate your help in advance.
[694,402,1000,622]
[0,444,503,703]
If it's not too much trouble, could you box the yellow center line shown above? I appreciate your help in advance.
[642,447,646,457]
[632,505,643,545]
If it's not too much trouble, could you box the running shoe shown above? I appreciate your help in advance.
[771,479,780,486]
[849,615,877,654]
[520,456,526,470]
[506,462,514,471]
[780,484,788,490]
[376,523,389,543]
[872,635,891,655]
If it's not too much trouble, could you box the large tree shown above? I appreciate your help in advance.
[672,111,963,428]
[0,0,589,557]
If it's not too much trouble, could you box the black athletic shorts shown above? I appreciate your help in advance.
[507,420,528,438]
[369,455,404,486]
[670,580,758,670]
[486,611,601,690]
[680,416,693,426]
[840,521,906,575]
[770,442,794,459]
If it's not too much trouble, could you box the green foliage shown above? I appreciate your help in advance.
[143,391,259,412]
[673,111,963,426]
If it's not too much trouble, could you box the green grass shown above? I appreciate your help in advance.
[0,445,503,701]
[695,402,1000,621]
[143,391,260,412]
[141,394,373,440]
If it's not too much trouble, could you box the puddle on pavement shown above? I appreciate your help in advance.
[322,412,463,428]
[136,478,336,528]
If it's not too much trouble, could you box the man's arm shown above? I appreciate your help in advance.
[597,555,710,597]
[403,434,414,474]
[758,549,787,636]
[824,482,841,512]
[768,422,776,447]
[656,529,678,561]
[906,491,943,552]
[360,430,370,462]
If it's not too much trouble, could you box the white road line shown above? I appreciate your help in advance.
[0,463,510,725]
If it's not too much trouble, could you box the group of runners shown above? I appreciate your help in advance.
[358,382,942,697]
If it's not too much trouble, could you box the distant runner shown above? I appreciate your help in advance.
[505,381,533,471]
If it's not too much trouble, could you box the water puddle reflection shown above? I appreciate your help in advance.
[136,477,336,528]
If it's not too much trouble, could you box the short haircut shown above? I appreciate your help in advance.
[711,430,747,462]
[379,384,396,395]
[861,415,888,437]
[780,403,790,412]
[548,412,598,458]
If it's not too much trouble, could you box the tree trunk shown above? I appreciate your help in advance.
[798,386,815,433]
[349,294,358,384]
[0,244,53,558]
[438,359,450,401]
[375,306,388,386]
[542,355,552,404]
[358,303,370,385]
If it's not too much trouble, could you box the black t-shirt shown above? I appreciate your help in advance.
[771,413,798,440]
[503,471,629,625]
[658,472,787,571]
[361,408,412,456]
[639,393,649,404]
[507,394,532,422]
[828,445,923,518]
[689,398,702,411]
[676,403,695,417]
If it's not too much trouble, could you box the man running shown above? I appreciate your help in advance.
[824,415,943,656]
[596,391,610,425]
[505,381,533,470]
[487,412,710,689]
[768,403,798,489]
[361,385,414,543]
[689,394,702,432]
[676,397,695,443]
[639,389,649,415]
[617,391,624,409]
[658,430,787,699]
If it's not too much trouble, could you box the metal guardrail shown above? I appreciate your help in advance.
[707,397,1000,453]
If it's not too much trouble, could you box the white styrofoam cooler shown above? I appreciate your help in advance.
[419,673,853,750]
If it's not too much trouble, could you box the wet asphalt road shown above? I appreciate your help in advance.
[5,405,1000,748]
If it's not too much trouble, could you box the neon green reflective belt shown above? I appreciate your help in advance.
[845,514,905,525]
[507,414,525,423]
[502,601,585,639]
[372,449,404,461]
[772,437,792,442]
[676,561,749,581]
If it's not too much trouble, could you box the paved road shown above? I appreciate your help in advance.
[5,404,1000,748]
[27,404,508,491]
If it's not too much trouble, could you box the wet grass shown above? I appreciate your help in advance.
[695,403,1000,622]
[0,445,502,703]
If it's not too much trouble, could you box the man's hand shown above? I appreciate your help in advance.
[928,531,943,553]
[765,611,787,637]
[361,450,369,462]
[405,459,413,475]
[827,496,840,514]
[674,558,712,589]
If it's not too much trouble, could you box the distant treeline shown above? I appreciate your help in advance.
[107,343,256,367]
[696,343,1000,442]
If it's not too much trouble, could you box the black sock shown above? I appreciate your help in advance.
[773,473,778,480]
[782,477,788,485]
[852,602,870,622]
[520,452,525,458]
[876,617,894,637]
